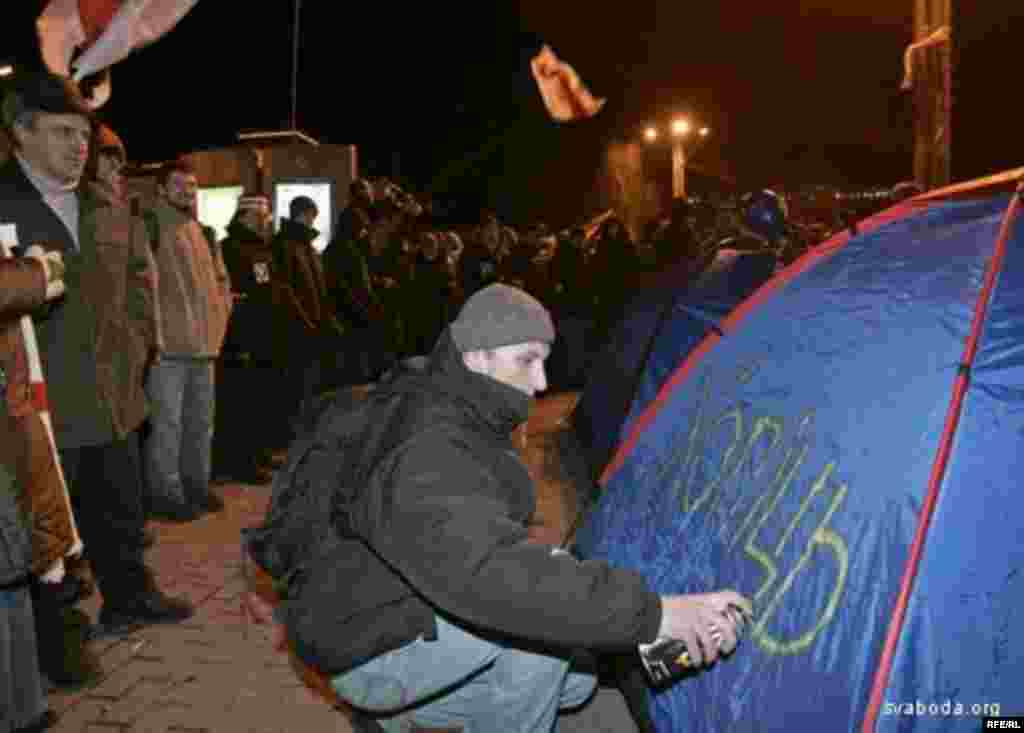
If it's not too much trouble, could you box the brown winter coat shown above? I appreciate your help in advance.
[0,160,159,450]
[148,199,232,359]
[0,258,77,576]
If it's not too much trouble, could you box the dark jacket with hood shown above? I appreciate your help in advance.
[272,217,338,351]
[283,328,662,675]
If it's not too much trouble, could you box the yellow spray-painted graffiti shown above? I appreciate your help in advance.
[657,369,850,656]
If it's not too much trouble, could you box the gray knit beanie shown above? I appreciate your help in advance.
[451,284,556,352]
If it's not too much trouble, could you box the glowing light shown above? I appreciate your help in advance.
[699,126,711,137]
[671,118,691,137]
[0,65,13,77]
[644,126,659,142]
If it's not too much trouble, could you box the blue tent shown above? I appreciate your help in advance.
[573,250,777,481]
[574,169,1024,731]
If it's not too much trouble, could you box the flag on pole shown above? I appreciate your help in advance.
[36,0,201,108]
[530,44,606,122]
[0,224,84,580]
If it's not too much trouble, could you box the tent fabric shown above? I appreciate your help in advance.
[573,250,776,481]
[574,176,1023,731]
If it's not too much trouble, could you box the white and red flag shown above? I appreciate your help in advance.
[36,0,200,108]
[530,44,606,122]
[0,224,83,583]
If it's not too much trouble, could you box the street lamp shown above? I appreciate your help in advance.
[0,65,13,78]
[642,115,711,199]
[671,118,691,137]
[670,118,692,198]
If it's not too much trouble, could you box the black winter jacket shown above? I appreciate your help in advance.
[283,329,662,675]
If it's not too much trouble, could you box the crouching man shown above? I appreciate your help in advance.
[282,283,752,732]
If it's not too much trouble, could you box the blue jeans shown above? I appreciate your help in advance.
[332,615,597,733]
[144,357,215,505]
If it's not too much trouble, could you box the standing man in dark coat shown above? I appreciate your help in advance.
[323,179,380,382]
[0,73,193,679]
[272,196,345,438]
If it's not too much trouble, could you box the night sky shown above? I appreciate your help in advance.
[3,2,1022,224]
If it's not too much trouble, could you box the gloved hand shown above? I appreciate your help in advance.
[25,245,65,301]
[657,590,753,666]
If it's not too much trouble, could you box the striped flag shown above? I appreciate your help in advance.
[0,224,84,574]
[36,0,200,108]
[530,44,606,122]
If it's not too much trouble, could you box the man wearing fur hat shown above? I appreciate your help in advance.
[281,283,752,732]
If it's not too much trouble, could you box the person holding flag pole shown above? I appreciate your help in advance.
[2,69,195,693]
[0,227,83,571]
[0,234,79,733]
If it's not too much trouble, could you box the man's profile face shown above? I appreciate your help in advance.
[14,111,90,185]
[161,171,198,213]
[466,341,550,398]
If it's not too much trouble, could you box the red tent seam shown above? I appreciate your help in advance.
[861,186,1022,732]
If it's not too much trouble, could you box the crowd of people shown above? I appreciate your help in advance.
[223,170,858,418]
[2,67,909,733]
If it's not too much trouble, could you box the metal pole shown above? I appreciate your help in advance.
[912,0,929,189]
[291,0,301,131]
[672,140,687,199]
[941,0,953,186]
[912,0,952,190]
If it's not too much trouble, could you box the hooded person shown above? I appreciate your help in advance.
[278,283,752,732]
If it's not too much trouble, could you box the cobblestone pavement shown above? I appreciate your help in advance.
[47,481,356,733]
[44,392,637,732]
